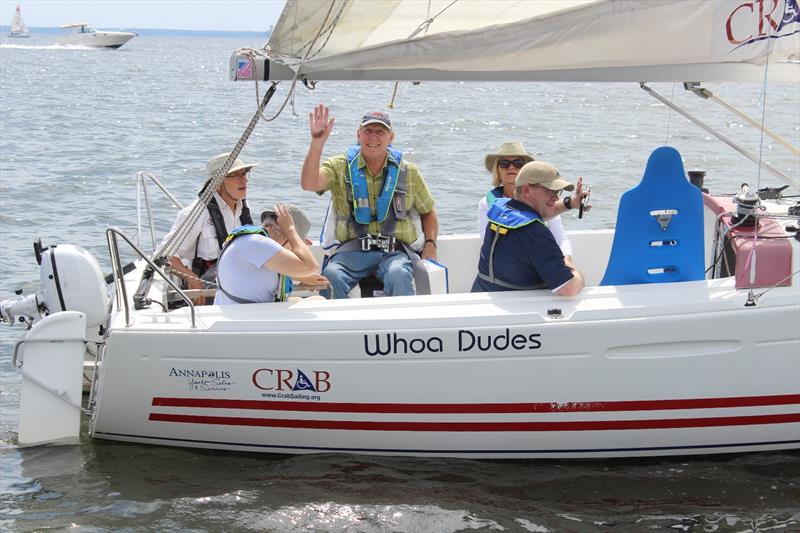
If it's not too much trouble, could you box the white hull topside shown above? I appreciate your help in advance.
[58,30,135,49]
[84,213,800,458]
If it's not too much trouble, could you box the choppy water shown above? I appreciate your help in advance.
[1,34,798,532]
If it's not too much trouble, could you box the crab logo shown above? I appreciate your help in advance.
[725,0,799,47]
[251,368,331,393]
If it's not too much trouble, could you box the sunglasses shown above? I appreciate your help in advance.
[532,184,562,198]
[498,158,526,169]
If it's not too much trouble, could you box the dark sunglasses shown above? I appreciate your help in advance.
[498,158,526,169]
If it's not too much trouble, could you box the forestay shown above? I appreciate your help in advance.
[264,0,800,83]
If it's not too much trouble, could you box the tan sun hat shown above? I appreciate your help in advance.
[206,152,257,179]
[261,205,311,241]
[484,141,535,172]
[515,161,575,191]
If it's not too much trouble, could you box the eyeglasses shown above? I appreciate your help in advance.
[532,184,562,198]
[498,158,526,169]
[226,170,250,179]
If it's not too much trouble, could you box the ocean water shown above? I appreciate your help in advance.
[1,34,799,532]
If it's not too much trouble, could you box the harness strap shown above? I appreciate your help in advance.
[215,226,291,304]
[342,148,409,241]
[201,191,254,250]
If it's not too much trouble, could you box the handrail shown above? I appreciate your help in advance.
[135,171,184,252]
[105,227,196,328]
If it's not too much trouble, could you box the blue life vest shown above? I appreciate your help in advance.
[486,198,543,233]
[478,198,546,290]
[485,185,504,207]
[217,225,293,303]
[346,145,404,225]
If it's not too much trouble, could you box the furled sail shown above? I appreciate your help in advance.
[264,0,800,82]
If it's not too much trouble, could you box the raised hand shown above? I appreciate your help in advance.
[273,203,297,236]
[309,104,335,142]
[571,177,592,214]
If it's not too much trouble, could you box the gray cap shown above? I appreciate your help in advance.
[261,205,311,241]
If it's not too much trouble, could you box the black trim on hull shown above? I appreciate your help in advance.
[92,432,800,456]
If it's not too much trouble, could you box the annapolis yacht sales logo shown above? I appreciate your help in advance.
[169,368,234,392]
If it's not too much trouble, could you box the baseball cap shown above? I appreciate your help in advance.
[515,161,575,191]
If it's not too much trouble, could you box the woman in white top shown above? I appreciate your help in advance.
[478,141,585,262]
[214,204,323,305]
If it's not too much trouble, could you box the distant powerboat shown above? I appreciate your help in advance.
[57,22,136,49]
[9,4,30,38]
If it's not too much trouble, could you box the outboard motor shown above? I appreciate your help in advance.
[732,183,760,228]
[1,240,109,447]
[1,240,109,339]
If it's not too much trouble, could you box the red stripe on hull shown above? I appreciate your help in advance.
[147,412,800,432]
[151,394,800,414]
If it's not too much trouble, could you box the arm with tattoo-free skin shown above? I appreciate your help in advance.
[301,104,335,192]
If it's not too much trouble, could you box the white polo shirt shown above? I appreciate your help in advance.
[160,191,245,265]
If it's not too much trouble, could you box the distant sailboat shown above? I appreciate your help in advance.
[9,4,30,38]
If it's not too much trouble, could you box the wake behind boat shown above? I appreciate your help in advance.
[8,4,29,38]
[2,0,798,459]
[57,22,136,49]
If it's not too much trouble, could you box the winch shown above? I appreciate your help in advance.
[732,183,760,227]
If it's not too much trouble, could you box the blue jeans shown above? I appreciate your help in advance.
[322,250,414,299]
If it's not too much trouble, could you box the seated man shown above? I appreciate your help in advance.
[213,204,321,305]
[300,104,439,299]
[161,152,256,303]
[472,161,585,297]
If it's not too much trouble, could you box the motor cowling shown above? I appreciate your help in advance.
[39,244,108,331]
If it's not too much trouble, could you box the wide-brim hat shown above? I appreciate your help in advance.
[261,205,311,241]
[515,161,575,192]
[484,141,535,172]
[203,152,257,188]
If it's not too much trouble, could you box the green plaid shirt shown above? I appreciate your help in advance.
[320,152,435,244]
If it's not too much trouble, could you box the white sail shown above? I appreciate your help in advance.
[9,4,30,37]
[265,0,800,82]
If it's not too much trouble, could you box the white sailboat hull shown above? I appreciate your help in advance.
[82,222,799,458]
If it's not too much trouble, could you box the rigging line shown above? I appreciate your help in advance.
[155,85,277,261]
[293,0,346,63]
[159,0,341,261]
[640,83,799,191]
[748,268,800,303]
[748,25,774,296]
[664,83,676,145]
[408,0,459,39]
[686,84,799,157]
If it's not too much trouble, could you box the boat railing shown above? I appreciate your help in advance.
[135,171,184,253]
[106,227,196,328]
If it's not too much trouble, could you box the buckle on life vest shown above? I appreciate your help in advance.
[360,234,396,252]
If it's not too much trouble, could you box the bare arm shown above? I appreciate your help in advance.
[301,104,335,192]
[420,209,439,260]
[556,266,585,296]
[553,176,591,216]
[264,204,319,278]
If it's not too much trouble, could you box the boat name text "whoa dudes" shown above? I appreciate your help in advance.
[363,328,542,356]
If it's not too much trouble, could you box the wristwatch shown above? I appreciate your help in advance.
[424,239,437,248]
[563,196,572,209]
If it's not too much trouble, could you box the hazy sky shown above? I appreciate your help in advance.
[0,0,287,31]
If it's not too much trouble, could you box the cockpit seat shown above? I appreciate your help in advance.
[600,146,705,286]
